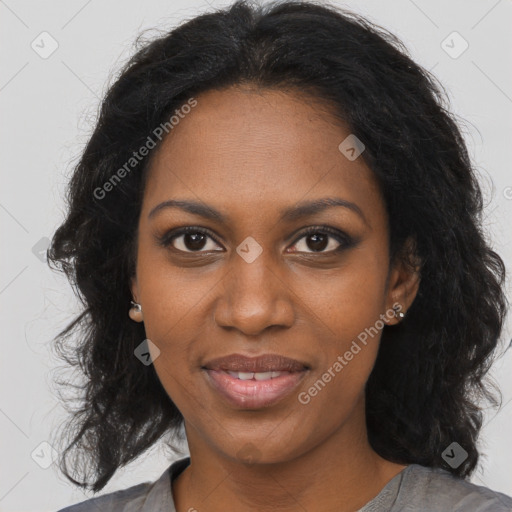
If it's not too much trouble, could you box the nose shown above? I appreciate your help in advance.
[213,251,295,336]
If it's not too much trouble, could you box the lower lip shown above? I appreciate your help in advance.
[203,369,308,409]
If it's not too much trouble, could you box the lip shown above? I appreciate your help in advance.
[203,368,308,409]
[202,353,310,373]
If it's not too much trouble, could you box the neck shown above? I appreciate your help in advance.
[172,396,406,512]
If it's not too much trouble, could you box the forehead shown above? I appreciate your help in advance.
[142,86,386,228]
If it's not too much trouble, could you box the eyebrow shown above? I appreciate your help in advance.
[148,197,368,227]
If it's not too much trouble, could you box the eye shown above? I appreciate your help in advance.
[158,225,356,255]
[159,226,223,253]
[288,226,353,254]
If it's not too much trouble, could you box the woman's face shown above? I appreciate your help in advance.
[132,85,417,464]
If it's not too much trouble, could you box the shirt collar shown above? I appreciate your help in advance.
[140,455,191,512]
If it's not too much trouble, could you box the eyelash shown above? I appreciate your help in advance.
[157,225,355,255]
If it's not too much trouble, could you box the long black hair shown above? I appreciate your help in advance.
[48,0,509,492]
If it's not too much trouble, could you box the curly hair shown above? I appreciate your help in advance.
[48,0,509,493]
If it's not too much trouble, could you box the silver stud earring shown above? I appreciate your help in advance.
[129,300,143,322]
[393,304,405,320]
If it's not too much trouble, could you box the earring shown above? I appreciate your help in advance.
[129,300,143,322]
[393,304,406,321]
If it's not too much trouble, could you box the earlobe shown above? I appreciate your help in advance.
[129,276,143,322]
[385,237,422,325]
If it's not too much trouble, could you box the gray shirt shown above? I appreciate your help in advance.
[56,456,512,511]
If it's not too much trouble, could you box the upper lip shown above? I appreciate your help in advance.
[202,353,309,373]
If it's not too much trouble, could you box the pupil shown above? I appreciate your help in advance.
[308,233,328,252]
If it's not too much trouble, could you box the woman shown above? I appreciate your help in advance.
[50,1,512,510]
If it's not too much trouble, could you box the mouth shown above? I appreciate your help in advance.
[202,353,310,373]
[201,353,310,409]
[202,368,308,409]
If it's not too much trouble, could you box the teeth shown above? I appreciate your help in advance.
[225,370,287,380]
[254,372,273,380]
[238,372,255,380]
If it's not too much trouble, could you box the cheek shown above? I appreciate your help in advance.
[135,258,208,400]
[296,325,380,431]
[294,251,387,398]
[136,243,217,342]
[293,250,388,337]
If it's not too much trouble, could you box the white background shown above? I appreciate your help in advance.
[1,0,511,510]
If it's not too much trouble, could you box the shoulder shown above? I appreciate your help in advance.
[397,464,512,511]
[56,456,188,512]
[55,481,153,512]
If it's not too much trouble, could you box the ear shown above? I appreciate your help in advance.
[384,236,421,325]
[128,275,144,323]
[130,275,139,303]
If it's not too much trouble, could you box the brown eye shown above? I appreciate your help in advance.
[159,227,224,253]
[288,226,355,254]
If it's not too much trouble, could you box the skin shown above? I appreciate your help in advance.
[130,85,421,512]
